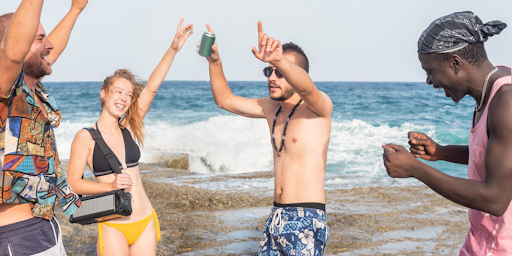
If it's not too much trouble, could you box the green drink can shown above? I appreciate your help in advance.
[198,32,216,57]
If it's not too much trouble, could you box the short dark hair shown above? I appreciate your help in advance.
[282,42,309,73]
[0,13,14,44]
[433,43,488,67]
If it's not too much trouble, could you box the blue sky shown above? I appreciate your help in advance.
[1,0,511,82]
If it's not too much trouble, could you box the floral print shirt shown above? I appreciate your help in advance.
[0,72,81,220]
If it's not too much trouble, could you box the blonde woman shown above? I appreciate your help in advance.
[67,18,193,256]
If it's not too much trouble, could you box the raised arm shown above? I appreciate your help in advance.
[67,129,132,195]
[137,18,193,118]
[46,0,88,66]
[0,0,44,97]
[199,24,267,118]
[252,21,332,117]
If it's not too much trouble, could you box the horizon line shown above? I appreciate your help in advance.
[44,80,428,84]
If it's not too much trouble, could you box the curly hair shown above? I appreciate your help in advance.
[100,69,146,146]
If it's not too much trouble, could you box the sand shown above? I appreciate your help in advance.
[56,162,468,255]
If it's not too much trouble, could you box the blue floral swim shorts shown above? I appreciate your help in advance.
[258,202,329,256]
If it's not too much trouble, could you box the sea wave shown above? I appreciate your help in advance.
[52,81,471,180]
[56,116,460,178]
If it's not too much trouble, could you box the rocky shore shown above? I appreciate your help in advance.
[58,156,468,255]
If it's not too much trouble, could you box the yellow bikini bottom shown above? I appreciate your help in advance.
[98,209,161,255]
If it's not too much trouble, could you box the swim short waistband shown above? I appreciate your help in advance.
[0,217,51,239]
[273,201,326,212]
[0,216,63,255]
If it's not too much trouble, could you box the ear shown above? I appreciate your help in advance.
[100,89,106,100]
[450,55,462,75]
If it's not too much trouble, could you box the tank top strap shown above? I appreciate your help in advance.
[487,75,511,104]
[475,71,511,130]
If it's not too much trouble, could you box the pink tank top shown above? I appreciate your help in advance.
[460,67,512,256]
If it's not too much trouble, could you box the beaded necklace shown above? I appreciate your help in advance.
[271,99,303,157]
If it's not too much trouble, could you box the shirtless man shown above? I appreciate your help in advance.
[0,0,87,255]
[199,21,332,255]
[382,11,511,255]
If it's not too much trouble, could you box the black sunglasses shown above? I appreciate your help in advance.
[263,67,283,78]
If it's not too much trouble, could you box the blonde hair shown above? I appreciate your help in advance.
[100,69,146,146]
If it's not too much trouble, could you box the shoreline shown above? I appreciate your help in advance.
[58,162,468,255]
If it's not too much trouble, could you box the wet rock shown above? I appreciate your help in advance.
[163,153,189,170]
[58,163,468,255]
[181,200,190,207]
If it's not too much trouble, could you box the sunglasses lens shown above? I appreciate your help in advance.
[263,67,282,78]
[263,68,271,77]
[275,69,282,78]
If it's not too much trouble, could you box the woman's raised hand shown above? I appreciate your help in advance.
[171,18,194,52]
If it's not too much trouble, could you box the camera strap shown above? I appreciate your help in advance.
[84,127,123,175]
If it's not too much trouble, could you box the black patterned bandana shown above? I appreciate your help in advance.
[417,11,507,54]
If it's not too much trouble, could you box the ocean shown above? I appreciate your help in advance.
[47,81,474,189]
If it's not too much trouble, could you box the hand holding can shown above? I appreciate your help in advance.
[198,32,216,57]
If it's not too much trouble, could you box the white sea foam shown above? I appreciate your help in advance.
[55,120,96,161]
[327,120,436,176]
[143,115,274,174]
[164,172,422,196]
[56,117,437,179]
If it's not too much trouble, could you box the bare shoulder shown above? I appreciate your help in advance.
[319,90,333,108]
[498,66,511,76]
[488,81,512,134]
[74,128,94,143]
[257,97,281,116]
[308,89,333,118]
[72,128,95,156]
[257,97,278,106]
[490,81,512,110]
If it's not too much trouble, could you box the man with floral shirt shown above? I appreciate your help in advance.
[0,0,87,255]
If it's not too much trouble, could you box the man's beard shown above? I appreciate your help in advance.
[23,52,51,79]
[269,85,295,101]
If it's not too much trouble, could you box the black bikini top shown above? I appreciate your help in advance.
[90,125,140,177]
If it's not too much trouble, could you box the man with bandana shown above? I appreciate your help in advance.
[0,0,86,255]
[199,21,331,255]
[382,11,511,255]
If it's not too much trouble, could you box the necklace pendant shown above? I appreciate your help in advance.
[277,152,281,157]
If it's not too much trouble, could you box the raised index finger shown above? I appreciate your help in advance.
[177,17,184,31]
[206,24,214,33]
[258,21,263,41]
